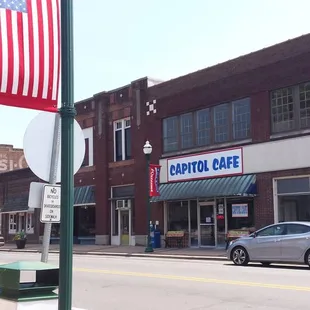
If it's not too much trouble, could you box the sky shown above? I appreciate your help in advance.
[1,0,310,148]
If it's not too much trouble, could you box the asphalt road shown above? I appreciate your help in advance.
[0,252,309,310]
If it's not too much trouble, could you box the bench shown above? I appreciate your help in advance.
[78,236,95,245]
[164,231,185,248]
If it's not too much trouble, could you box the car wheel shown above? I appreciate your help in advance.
[231,246,249,266]
[261,262,271,267]
[305,250,310,268]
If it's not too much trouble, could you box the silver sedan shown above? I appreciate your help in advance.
[227,221,310,267]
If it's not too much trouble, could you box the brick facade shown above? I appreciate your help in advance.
[0,145,27,173]
[1,34,310,244]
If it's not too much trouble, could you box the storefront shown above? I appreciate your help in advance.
[110,184,135,246]
[273,176,310,223]
[51,185,96,244]
[0,193,38,243]
[154,147,257,248]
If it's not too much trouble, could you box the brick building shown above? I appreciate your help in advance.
[0,144,27,173]
[1,34,310,248]
[0,103,96,244]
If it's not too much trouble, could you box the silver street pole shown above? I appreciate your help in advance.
[41,113,61,263]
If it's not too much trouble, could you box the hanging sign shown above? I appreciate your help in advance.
[149,164,161,197]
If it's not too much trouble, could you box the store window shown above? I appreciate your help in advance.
[278,195,310,222]
[18,213,25,232]
[167,201,189,232]
[26,213,34,234]
[271,82,310,133]
[276,177,310,222]
[51,224,60,237]
[227,199,255,230]
[74,206,95,237]
[9,214,17,234]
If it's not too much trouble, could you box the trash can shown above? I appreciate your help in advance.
[0,261,59,309]
[154,229,161,248]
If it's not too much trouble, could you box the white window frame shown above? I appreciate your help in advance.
[26,212,34,234]
[113,118,131,161]
[8,213,17,234]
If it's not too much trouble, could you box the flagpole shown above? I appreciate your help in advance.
[58,0,75,309]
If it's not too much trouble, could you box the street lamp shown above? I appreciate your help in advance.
[143,140,154,253]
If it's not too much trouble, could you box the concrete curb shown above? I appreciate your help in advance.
[0,248,227,261]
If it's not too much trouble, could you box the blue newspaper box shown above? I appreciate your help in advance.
[154,229,161,248]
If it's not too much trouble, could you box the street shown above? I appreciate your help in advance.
[0,253,309,310]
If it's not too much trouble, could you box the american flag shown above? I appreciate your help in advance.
[0,0,60,112]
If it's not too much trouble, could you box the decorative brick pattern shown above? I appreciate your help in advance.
[146,99,157,116]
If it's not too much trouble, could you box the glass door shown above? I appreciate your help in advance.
[199,204,216,246]
[120,210,129,245]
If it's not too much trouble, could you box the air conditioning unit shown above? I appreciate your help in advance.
[116,199,131,210]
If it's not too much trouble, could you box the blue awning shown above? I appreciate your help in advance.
[151,174,257,202]
[74,186,95,206]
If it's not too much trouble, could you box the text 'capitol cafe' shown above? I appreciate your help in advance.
[152,147,257,248]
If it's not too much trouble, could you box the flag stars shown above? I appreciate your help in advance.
[0,0,27,12]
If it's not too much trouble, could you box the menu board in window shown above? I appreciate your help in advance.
[232,203,248,218]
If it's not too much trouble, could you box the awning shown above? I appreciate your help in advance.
[151,174,257,202]
[0,194,29,213]
[74,185,95,206]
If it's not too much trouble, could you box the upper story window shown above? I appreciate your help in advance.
[214,103,229,143]
[162,98,251,153]
[114,118,131,161]
[82,127,94,167]
[271,82,310,133]
[196,108,211,146]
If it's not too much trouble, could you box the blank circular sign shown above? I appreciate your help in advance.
[23,112,85,183]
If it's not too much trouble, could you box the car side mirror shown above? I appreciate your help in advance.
[252,232,257,238]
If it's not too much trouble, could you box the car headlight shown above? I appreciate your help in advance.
[229,240,237,246]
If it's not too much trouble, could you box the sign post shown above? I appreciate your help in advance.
[41,114,61,263]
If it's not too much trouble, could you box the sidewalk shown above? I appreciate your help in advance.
[0,244,227,261]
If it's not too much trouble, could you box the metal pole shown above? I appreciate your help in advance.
[58,0,75,309]
[145,154,153,253]
[41,114,61,263]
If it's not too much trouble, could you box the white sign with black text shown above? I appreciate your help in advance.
[40,185,61,223]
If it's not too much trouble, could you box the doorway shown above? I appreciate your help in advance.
[120,210,129,245]
[199,203,216,246]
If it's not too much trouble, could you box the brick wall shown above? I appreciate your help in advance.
[0,145,27,173]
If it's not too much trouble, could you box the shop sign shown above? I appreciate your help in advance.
[232,203,248,218]
[167,148,243,182]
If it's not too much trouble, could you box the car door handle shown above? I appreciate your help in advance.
[275,239,281,242]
